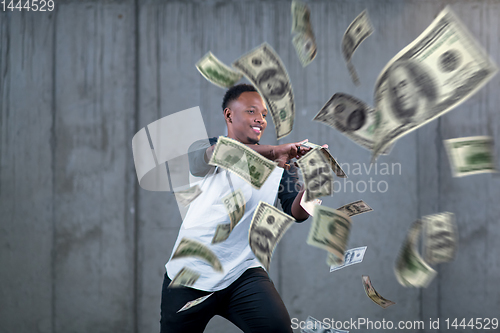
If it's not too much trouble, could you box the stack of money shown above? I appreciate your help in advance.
[444,136,496,177]
[342,10,374,85]
[371,7,498,161]
[362,275,396,309]
[249,201,295,271]
[291,1,317,67]
[209,136,277,189]
[233,43,295,140]
[307,206,352,264]
[196,51,242,88]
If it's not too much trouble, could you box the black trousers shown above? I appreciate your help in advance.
[160,267,293,333]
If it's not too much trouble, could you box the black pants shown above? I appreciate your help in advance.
[160,267,293,333]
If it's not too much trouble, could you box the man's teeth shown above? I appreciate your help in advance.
[252,127,261,132]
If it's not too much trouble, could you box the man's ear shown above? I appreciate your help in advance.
[224,108,232,123]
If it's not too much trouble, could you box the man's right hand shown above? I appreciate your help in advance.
[272,139,310,170]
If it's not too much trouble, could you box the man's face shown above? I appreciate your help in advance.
[391,66,418,112]
[227,91,268,144]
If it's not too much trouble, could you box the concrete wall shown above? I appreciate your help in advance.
[1,1,499,333]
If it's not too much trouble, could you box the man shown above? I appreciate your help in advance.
[386,60,437,123]
[160,84,322,333]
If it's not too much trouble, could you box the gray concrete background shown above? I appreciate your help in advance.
[1,1,499,332]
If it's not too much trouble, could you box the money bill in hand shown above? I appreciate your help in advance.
[209,136,277,189]
[300,192,322,216]
[337,200,373,217]
[313,93,392,155]
[196,51,242,88]
[300,141,347,178]
[372,7,498,161]
[395,220,437,288]
[329,246,367,271]
[171,238,223,272]
[177,293,214,313]
[211,223,231,244]
[175,185,202,207]
[301,316,349,333]
[342,10,374,86]
[423,212,457,265]
[297,148,334,202]
[222,189,246,230]
[291,1,317,67]
[168,267,200,288]
[233,43,295,140]
[249,201,295,271]
[307,206,352,264]
[362,275,396,309]
[444,136,496,177]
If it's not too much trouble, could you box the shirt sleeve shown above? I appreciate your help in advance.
[187,137,218,177]
[278,162,308,223]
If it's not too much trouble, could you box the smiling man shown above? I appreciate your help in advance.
[160,84,316,333]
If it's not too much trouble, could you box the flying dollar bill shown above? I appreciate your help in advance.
[395,220,437,288]
[372,7,498,161]
[196,51,242,88]
[233,43,295,140]
[209,136,277,189]
[175,185,202,207]
[337,200,373,217]
[300,192,322,216]
[222,189,246,230]
[211,223,231,244]
[423,212,457,265]
[297,148,334,201]
[307,206,352,263]
[329,246,367,271]
[291,1,317,67]
[168,267,200,288]
[249,201,295,271]
[300,141,347,178]
[171,238,223,272]
[444,136,496,177]
[301,316,349,333]
[342,10,374,85]
[362,275,396,309]
[177,293,214,313]
[313,93,392,155]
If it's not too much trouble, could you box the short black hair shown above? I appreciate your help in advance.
[222,84,257,112]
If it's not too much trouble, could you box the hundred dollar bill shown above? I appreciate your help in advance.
[307,206,352,263]
[171,238,223,272]
[423,212,457,264]
[293,31,317,67]
[297,148,333,201]
[342,10,374,86]
[177,293,214,313]
[372,7,498,161]
[337,200,373,217]
[249,201,295,271]
[300,192,322,216]
[301,316,349,333]
[168,267,200,288]
[175,185,202,207]
[329,246,367,271]
[291,0,311,34]
[209,136,277,189]
[444,136,496,177]
[222,189,246,230]
[313,93,392,155]
[395,220,437,288]
[233,43,295,140]
[362,275,396,309]
[300,141,347,178]
[196,51,242,88]
[211,223,231,244]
